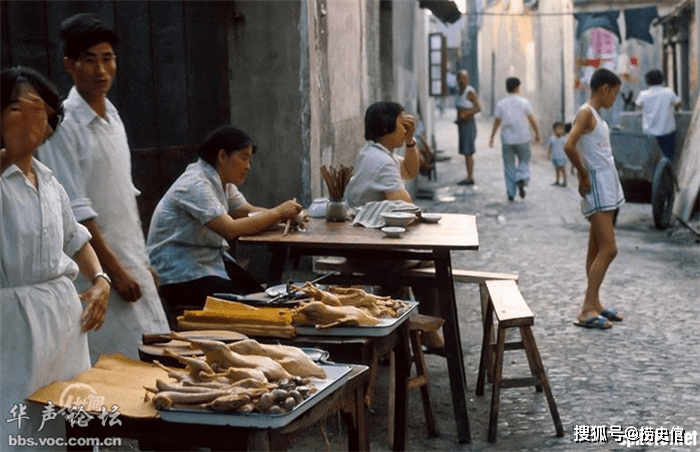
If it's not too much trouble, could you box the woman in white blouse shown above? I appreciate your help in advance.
[1,67,109,450]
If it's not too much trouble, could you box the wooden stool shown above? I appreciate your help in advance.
[476,280,564,443]
[389,314,444,438]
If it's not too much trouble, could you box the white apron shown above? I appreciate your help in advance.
[76,113,170,363]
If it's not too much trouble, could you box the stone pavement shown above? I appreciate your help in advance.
[109,109,699,451]
[288,109,700,452]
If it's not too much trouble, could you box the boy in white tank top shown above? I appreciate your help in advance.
[564,68,625,330]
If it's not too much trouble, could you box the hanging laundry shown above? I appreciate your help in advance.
[624,7,658,44]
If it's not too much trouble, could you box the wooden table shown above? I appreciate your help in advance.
[240,214,479,443]
[68,365,371,452]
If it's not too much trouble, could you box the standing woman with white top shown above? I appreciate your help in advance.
[1,67,110,451]
[455,70,481,185]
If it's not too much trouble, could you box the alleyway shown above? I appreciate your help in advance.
[289,108,700,451]
[110,109,699,452]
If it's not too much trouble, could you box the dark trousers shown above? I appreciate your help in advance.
[159,260,263,330]
[655,132,676,160]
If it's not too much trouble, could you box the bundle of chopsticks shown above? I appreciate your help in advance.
[320,164,354,200]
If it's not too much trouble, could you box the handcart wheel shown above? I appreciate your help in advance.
[651,157,674,230]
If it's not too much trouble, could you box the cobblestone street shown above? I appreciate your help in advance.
[288,109,700,452]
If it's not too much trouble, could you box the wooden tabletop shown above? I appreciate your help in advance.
[239,213,479,251]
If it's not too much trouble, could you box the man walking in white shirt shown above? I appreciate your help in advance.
[489,77,540,200]
[635,69,682,160]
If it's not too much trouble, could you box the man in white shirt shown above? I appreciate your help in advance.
[635,69,682,160]
[38,13,169,363]
[489,77,541,200]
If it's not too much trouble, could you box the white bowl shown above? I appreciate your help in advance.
[381,226,406,238]
[421,213,442,223]
[380,211,415,227]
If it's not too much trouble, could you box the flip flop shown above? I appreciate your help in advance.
[574,316,612,330]
[599,308,623,322]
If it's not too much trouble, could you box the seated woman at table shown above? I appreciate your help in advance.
[345,101,421,207]
[1,67,110,450]
[344,101,445,352]
[146,125,304,328]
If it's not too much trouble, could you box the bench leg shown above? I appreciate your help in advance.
[488,326,507,443]
[520,327,543,393]
[410,330,440,437]
[476,300,494,397]
[479,283,496,383]
[520,327,565,438]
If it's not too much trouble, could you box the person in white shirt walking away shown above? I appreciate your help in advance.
[635,69,682,161]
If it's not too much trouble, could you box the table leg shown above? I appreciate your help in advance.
[433,249,471,443]
[389,324,411,451]
[269,246,288,284]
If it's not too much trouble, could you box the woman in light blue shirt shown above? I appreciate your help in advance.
[147,125,303,327]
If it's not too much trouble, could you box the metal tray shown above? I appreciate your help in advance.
[294,301,417,337]
[158,364,351,428]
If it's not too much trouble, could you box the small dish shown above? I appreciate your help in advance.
[381,226,406,238]
[421,213,442,223]
[380,212,415,227]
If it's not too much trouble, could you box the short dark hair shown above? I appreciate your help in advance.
[645,69,664,86]
[60,13,119,60]
[590,68,621,92]
[506,77,520,93]
[552,121,564,130]
[1,67,63,142]
[199,125,256,166]
[364,101,404,141]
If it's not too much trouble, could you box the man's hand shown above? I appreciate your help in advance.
[79,278,110,332]
[111,267,142,302]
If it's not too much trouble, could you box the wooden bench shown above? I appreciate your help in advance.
[476,280,564,442]
[389,314,444,439]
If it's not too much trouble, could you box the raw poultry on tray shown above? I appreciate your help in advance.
[290,282,412,328]
[176,282,413,332]
[146,335,323,414]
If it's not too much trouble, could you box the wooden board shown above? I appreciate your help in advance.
[485,280,534,327]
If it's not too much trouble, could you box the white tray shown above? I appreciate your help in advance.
[294,301,417,337]
[158,364,352,428]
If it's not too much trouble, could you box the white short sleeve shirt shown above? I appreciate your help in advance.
[344,141,405,208]
[494,94,534,144]
[635,85,680,136]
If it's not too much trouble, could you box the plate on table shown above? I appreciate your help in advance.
[420,213,442,223]
[295,301,418,337]
[158,364,352,428]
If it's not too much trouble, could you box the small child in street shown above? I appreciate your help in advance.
[547,121,568,187]
[564,68,625,330]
